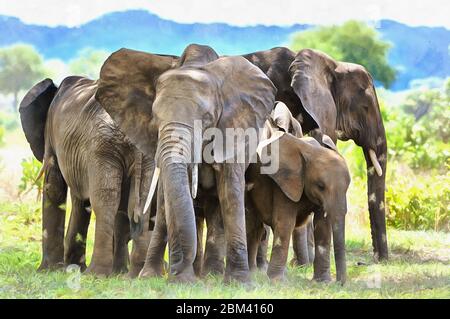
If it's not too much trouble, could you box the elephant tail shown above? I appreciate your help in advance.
[19,79,58,162]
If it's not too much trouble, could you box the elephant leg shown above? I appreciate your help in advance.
[291,226,309,266]
[215,163,250,283]
[307,218,315,264]
[312,209,332,282]
[129,228,152,278]
[38,155,67,271]
[247,225,264,272]
[85,165,122,277]
[140,183,167,278]
[245,199,264,272]
[256,225,270,271]
[203,198,225,275]
[193,207,205,277]
[267,193,297,280]
[112,210,130,274]
[292,216,315,266]
[64,196,91,271]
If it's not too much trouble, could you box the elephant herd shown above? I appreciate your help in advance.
[19,43,388,285]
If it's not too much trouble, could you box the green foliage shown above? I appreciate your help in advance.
[384,81,449,170]
[18,157,43,199]
[338,140,367,180]
[290,21,396,88]
[0,44,47,110]
[69,48,109,79]
[386,166,449,232]
[338,80,449,232]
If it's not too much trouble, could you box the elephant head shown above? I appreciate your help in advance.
[96,44,276,280]
[257,110,351,283]
[289,49,388,260]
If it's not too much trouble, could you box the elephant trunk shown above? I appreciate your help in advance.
[364,132,388,261]
[331,213,346,284]
[157,122,197,278]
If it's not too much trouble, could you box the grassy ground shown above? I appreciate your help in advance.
[0,201,449,299]
[0,128,449,298]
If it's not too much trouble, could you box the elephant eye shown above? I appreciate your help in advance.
[317,182,325,191]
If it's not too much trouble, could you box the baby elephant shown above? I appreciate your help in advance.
[245,102,351,283]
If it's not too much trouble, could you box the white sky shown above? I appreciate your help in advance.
[0,0,448,28]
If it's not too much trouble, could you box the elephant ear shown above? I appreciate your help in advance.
[289,49,338,138]
[272,101,303,137]
[257,132,305,202]
[205,56,277,163]
[95,48,178,154]
[19,78,58,162]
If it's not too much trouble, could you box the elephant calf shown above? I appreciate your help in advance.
[245,102,351,283]
[19,77,153,277]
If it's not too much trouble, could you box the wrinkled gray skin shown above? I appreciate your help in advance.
[19,76,153,277]
[244,48,388,262]
[96,44,276,283]
[142,173,227,279]
[246,115,351,283]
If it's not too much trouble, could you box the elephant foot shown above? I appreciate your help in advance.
[267,266,287,281]
[312,274,332,283]
[112,264,128,275]
[268,273,286,283]
[224,269,251,284]
[139,264,164,278]
[85,263,112,277]
[127,264,144,279]
[202,261,225,276]
[168,268,197,283]
[289,258,310,268]
[373,252,389,263]
[37,260,64,272]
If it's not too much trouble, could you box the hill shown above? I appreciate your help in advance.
[1,10,449,90]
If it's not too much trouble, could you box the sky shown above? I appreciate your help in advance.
[0,0,449,28]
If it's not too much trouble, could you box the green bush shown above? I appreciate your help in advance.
[383,80,450,171]
[386,163,450,232]
[18,157,43,199]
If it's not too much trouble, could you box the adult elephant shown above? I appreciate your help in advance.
[243,47,388,261]
[19,77,153,276]
[95,44,276,282]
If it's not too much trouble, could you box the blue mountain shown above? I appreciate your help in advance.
[1,10,449,90]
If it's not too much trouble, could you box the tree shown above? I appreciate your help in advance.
[290,21,397,88]
[69,48,109,80]
[0,44,46,111]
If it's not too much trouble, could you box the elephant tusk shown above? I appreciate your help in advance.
[191,164,198,199]
[143,167,160,214]
[369,149,382,177]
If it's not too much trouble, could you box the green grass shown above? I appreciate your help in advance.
[0,201,449,299]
